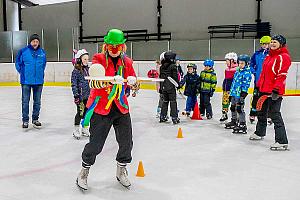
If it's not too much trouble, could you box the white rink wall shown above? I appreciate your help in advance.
[1,61,300,91]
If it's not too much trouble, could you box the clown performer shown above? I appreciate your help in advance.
[76,29,137,190]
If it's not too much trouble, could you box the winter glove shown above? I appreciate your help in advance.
[239,97,245,105]
[271,89,279,101]
[209,89,215,97]
[74,96,80,105]
[127,76,137,86]
[159,88,163,94]
[240,91,248,98]
[113,75,124,84]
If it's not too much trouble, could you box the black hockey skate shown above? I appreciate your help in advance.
[182,111,190,117]
[219,112,228,123]
[232,123,247,134]
[206,113,212,120]
[249,116,255,124]
[159,116,168,123]
[22,122,29,129]
[267,118,273,126]
[172,117,180,124]
[225,120,237,129]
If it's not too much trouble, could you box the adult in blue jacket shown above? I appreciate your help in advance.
[249,36,271,123]
[15,34,47,129]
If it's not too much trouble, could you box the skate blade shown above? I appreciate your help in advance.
[249,137,263,141]
[270,146,289,151]
[73,134,81,140]
[117,177,131,190]
[76,178,88,192]
[232,131,247,134]
[33,125,42,129]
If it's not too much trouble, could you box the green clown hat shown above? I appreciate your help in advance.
[104,29,126,45]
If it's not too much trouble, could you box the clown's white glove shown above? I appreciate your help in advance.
[114,75,124,84]
[127,76,137,86]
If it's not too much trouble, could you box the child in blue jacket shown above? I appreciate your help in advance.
[225,55,252,134]
[180,63,200,116]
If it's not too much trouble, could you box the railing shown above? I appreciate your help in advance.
[1,28,300,62]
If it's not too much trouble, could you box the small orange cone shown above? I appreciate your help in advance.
[177,127,184,138]
[191,101,202,120]
[136,161,145,177]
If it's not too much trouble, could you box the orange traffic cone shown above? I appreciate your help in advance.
[191,101,202,120]
[177,127,184,138]
[136,161,145,177]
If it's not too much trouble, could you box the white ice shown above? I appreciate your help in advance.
[0,87,300,200]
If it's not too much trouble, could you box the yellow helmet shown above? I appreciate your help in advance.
[260,36,271,44]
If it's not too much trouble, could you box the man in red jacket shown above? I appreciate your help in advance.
[249,34,291,151]
[76,29,137,190]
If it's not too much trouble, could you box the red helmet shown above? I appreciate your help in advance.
[147,69,159,78]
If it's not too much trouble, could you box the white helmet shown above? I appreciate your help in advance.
[225,52,238,62]
[160,51,166,62]
[75,49,89,59]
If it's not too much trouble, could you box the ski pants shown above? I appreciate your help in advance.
[161,89,178,118]
[74,99,88,126]
[230,97,246,123]
[222,91,230,113]
[200,92,212,116]
[255,97,288,144]
[185,95,197,112]
[81,103,133,168]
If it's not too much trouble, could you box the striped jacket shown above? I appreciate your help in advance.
[199,69,217,93]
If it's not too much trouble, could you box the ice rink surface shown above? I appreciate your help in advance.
[0,86,300,200]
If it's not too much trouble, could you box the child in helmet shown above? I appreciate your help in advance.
[220,52,238,122]
[225,54,252,134]
[159,51,180,124]
[180,63,200,116]
[249,35,271,123]
[71,49,90,139]
[199,59,217,119]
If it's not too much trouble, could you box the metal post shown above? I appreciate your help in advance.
[41,28,44,49]
[57,28,60,62]
[18,3,22,30]
[3,0,7,31]
[208,38,211,58]
[79,0,83,43]
[130,42,133,59]
[253,39,256,53]
[11,32,14,62]
[167,40,170,51]
[157,0,162,40]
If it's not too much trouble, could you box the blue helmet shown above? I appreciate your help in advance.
[187,63,197,70]
[237,54,250,64]
[203,59,214,67]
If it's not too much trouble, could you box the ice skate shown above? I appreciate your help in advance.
[22,122,29,129]
[159,116,168,123]
[32,120,42,129]
[206,113,212,120]
[270,142,289,151]
[116,162,131,189]
[225,120,237,129]
[267,118,273,126]
[232,123,247,134]
[76,167,89,191]
[182,111,190,117]
[249,116,255,124]
[156,107,161,118]
[249,133,264,140]
[172,117,180,124]
[73,125,81,140]
[81,126,90,137]
[219,112,228,123]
